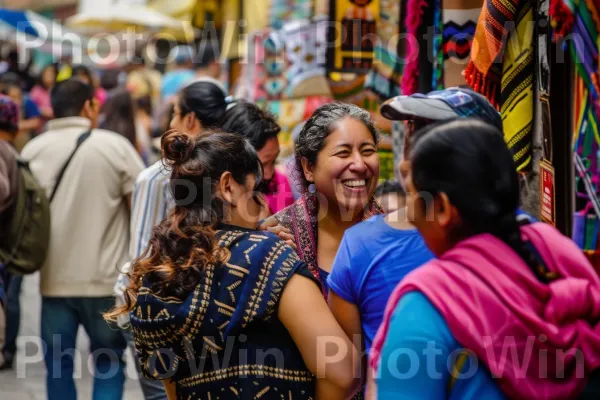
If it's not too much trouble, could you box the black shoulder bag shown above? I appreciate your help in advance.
[49,130,92,202]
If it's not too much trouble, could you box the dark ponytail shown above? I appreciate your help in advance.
[178,79,227,128]
[410,119,540,275]
[105,130,262,321]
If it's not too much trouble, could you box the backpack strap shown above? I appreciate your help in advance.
[49,130,92,203]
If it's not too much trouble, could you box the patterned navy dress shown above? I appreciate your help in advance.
[130,225,317,399]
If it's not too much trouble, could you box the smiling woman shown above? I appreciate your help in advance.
[272,102,383,299]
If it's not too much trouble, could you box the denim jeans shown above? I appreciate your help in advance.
[122,328,167,400]
[3,273,23,363]
[41,296,127,400]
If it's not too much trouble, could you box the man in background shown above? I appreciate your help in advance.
[21,79,144,400]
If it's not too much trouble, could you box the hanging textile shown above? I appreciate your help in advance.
[315,0,330,17]
[243,22,331,103]
[465,0,535,172]
[431,0,444,90]
[433,0,481,89]
[220,0,242,59]
[399,0,427,94]
[280,18,330,98]
[269,0,314,29]
[551,0,599,186]
[245,30,287,102]
[552,0,600,259]
[244,0,270,32]
[327,0,380,73]
[264,96,333,156]
[191,0,220,29]
[365,0,403,99]
[401,0,481,94]
[551,0,600,119]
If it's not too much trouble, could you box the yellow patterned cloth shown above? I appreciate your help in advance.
[130,225,317,399]
[500,4,534,171]
[466,0,534,171]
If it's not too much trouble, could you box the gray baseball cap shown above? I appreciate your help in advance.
[380,87,502,131]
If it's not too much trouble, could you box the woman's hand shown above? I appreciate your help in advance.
[259,217,297,250]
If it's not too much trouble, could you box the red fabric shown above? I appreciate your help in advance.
[549,0,576,38]
[400,0,428,95]
[371,223,600,399]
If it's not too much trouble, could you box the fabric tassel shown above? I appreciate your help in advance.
[465,61,501,110]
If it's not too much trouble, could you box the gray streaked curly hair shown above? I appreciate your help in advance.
[294,102,380,190]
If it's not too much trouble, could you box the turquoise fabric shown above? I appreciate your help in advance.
[377,292,505,400]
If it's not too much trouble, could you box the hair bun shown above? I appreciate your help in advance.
[162,130,194,165]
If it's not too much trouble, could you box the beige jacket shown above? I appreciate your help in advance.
[21,117,144,297]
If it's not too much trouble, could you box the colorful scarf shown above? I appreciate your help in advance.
[466,0,534,172]
[371,222,600,399]
[273,193,383,298]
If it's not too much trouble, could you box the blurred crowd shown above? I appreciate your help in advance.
[0,40,599,400]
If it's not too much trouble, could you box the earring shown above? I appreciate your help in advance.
[308,183,316,195]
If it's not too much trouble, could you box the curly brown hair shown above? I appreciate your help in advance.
[105,129,263,322]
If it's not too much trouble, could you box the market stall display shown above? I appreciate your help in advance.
[466,0,535,172]
[550,0,600,266]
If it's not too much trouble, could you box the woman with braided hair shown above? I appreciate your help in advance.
[370,119,600,399]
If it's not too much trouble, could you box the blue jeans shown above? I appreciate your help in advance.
[41,296,126,400]
[3,273,23,362]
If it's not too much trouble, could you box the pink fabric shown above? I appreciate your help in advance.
[400,0,428,95]
[30,85,52,117]
[264,169,294,214]
[95,88,108,108]
[370,222,600,399]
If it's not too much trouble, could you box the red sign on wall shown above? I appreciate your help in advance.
[540,159,555,226]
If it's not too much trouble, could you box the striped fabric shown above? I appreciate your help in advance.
[438,1,482,88]
[466,0,534,172]
[501,3,534,171]
[403,0,482,93]
[551,0,600,192]
[129,160,173,259]
[114,160,172,327]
